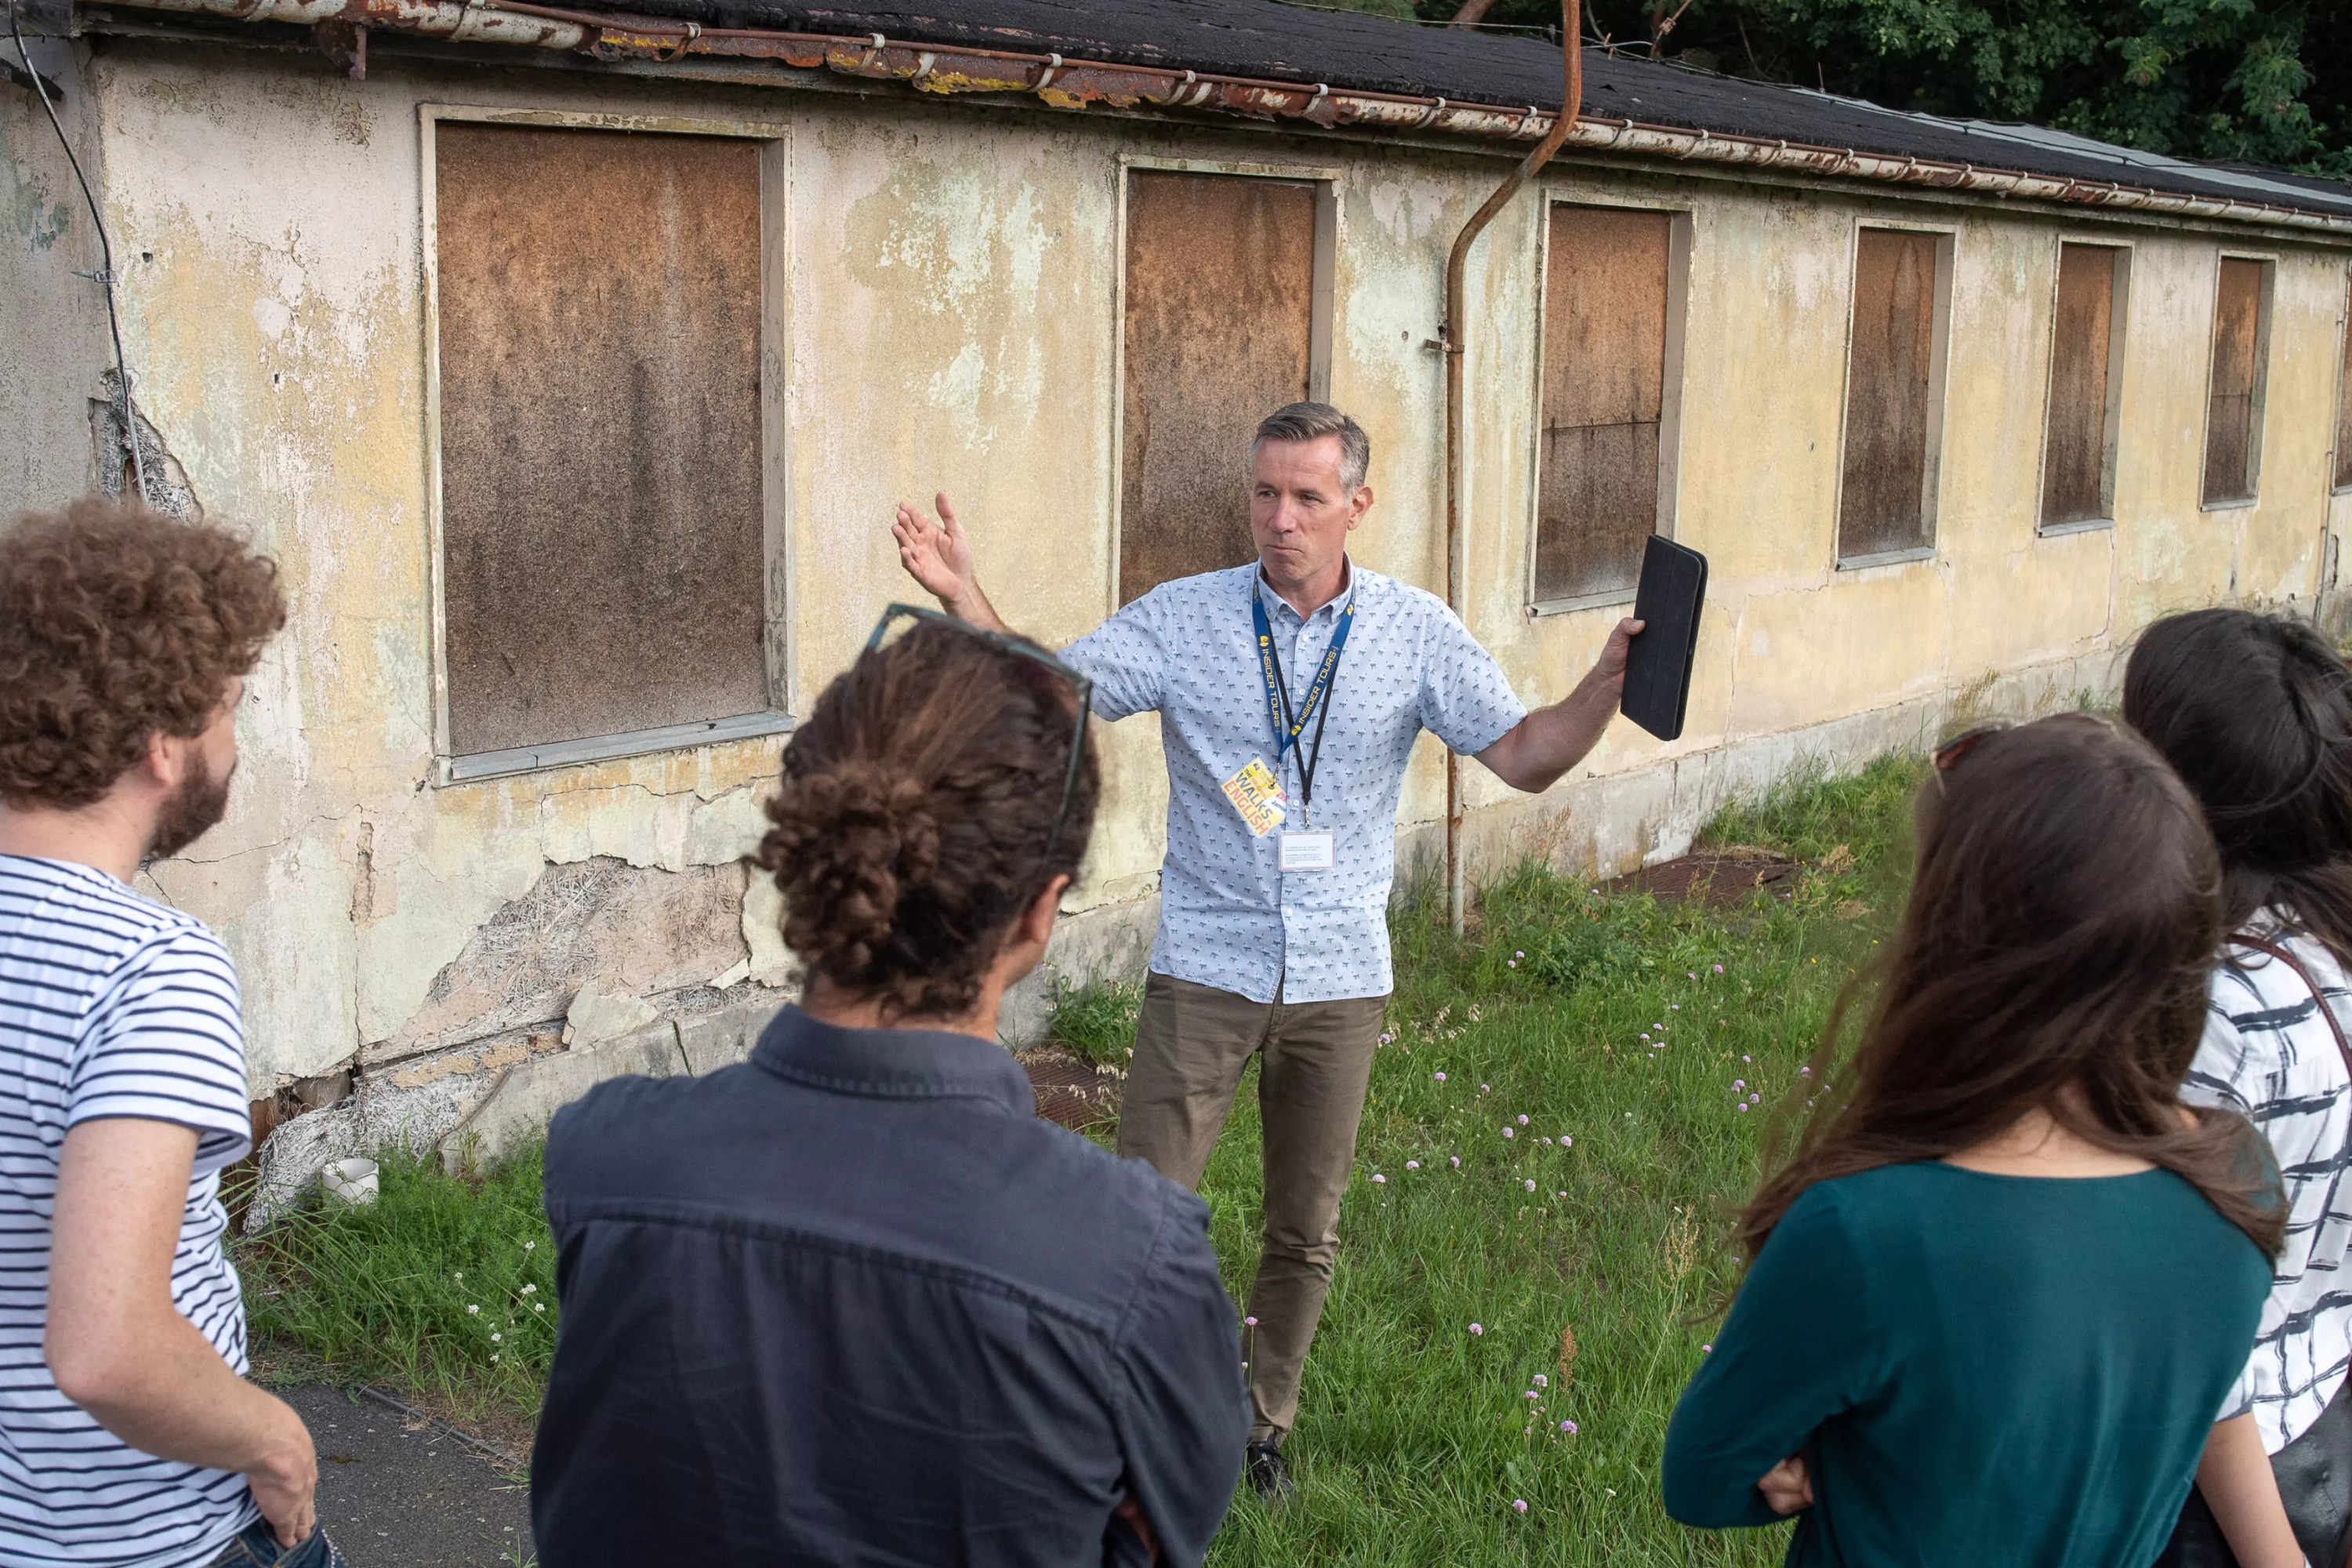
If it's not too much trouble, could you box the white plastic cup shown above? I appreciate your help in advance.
[320,1157,379,1207]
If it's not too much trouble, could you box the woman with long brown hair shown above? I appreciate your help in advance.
[2128,609,2352,1568]
[1662,714,2281,1566]
[529,609,1249,1567]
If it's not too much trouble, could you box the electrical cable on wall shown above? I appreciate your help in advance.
[8,0,151,508]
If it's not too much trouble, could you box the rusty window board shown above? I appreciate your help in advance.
[2038,241,2129,533]
[2332,275,2351,493]
[2201,256,2274,509]
[1118,170,1326,606]
[434,122,771,759]
[1837,227,1952,564]
[1531,204,1685,610]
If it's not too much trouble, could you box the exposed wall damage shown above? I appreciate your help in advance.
[369,856,751,1063]
[232,841,793,1215]
[89,368,203,520]
[242,854,789,1223]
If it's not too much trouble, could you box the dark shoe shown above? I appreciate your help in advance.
[1246,1439,1296,1505]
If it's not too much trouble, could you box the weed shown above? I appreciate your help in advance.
[1047,975,1144,1069]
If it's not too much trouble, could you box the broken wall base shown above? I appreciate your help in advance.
[248,983,786,1227]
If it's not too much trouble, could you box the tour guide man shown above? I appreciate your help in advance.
[893,401,1638,1501]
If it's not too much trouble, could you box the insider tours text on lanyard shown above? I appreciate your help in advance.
[1252,583,1354,869]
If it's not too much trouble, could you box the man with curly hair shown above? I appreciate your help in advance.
[0,499,339,1568]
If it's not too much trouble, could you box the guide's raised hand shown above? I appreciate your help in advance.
[892,492,975,605]
[890,492,1009,634]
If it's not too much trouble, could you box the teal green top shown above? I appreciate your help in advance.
[1663,1162,2270,1567]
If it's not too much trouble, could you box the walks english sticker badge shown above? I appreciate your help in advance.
[1221,757,1288,837]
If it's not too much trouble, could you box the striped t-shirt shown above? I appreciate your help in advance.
[0,855,258,1566]
[2184,924,2352,1454]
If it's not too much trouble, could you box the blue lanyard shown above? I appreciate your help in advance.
[1251,583,1355,814]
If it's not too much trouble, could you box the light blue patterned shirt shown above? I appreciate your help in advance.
[1065,561,1527,1004]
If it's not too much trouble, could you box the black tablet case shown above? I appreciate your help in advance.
[1622,536,1708,742]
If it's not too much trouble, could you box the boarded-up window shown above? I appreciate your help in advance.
[1838,228,1950,561]
[2040,243,2128,529]
[2333,277,2351,492]
[1534,205,1676,604]
[2202,256,2273,506]
[1120,172,1319,605]
[435,124,768,758]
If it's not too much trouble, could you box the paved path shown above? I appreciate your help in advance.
[280,1385,534,1568]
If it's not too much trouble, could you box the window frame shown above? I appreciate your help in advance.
[1106,154,1340,619]
[1523,196,1694,619]
[2033,236,2132,539]
[1831,220,1957,572]
[419,104,796,786]
[2197,249,2278,514]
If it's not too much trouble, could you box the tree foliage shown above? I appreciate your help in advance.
[1348,0,2350,175]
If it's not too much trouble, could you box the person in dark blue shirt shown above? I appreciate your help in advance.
[532,608,1250,1567]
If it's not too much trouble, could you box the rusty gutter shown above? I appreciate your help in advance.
[81,0,2352,237]
[1439,6,1577,938]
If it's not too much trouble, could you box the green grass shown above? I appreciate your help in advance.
[241,751,1929,1563]
[1697,753,1925,871]
[239,1145,557,1426]
[1047,973,1145,1068]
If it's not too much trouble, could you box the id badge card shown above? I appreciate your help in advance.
[1220,757,1288,838]
[1279,831,1336,873]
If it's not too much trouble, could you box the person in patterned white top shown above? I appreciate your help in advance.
[2126,609,2352,1568]
[894,403,1639,1498]
[0,499,339,1568]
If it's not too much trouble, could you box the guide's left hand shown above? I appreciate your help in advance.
[1586,615,1643,706]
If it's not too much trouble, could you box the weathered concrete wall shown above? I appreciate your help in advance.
[32,43,2351,1181]
[2,37,111,514]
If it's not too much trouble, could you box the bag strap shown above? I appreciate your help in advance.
[2232,935,2352,1084]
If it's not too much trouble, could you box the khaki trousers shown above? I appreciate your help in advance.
[1117,971,1388,1444]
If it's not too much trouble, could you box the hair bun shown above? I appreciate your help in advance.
[757,764,942,969]
[752,615,1100,1020]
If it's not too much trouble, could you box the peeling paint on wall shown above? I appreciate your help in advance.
[0,116,71,249]
[4,53,111,514]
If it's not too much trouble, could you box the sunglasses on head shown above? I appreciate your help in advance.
[863,604,1093,860]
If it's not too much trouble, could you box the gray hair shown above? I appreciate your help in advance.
[1252,402,1370,492]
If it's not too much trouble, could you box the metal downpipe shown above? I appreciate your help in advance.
[1440,9,1578,937]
